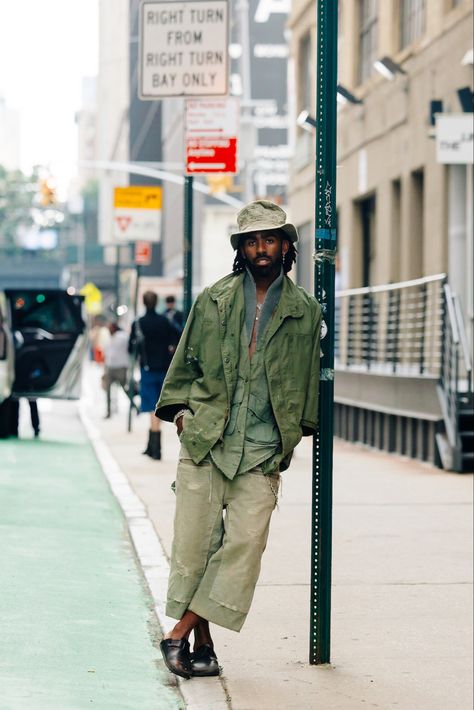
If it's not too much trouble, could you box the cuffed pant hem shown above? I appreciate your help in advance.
[165,597,247,632]
[189,597,247,632]
[166,599,189,621]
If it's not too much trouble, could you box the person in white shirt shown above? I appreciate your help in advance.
[103,322,130,418]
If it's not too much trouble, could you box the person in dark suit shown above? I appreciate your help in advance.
[129,291,180,460]
[164,295,183,332]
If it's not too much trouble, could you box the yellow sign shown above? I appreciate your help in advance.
[114,186,162,210]
[80,282,102,315]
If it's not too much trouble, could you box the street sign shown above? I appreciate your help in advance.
[139,0,229,98]
[113,186,162,242]
[186,97,239,135]
[185,98,239,174]
[436,114,474,164]
[134,241,153,265]
[186,137,237,173]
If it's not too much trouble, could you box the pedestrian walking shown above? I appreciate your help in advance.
[9,398,40,437]
[155,200,322,678]
[129,291,180,460]
[89,315,110,364]
[102,322,129,419]
[164,295,183,332]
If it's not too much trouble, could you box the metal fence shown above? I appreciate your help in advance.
[437,283,473,470]
[334,273,473,471]
[335,274,447,377]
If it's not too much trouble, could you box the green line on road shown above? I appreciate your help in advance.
[0,430,182,710]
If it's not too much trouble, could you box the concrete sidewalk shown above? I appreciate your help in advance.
[85,367,473,710]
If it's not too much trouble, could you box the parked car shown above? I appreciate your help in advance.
[0,289,87,436]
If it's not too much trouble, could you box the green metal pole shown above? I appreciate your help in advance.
[133,263,141,320]
[310,0,338,665]
[183,176,194,321]
[114,245,120,315]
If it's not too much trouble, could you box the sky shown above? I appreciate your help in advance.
[0,0,99,192]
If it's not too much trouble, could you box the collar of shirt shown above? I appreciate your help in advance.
[244,267,283,345]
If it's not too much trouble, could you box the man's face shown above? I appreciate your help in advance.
[240,231,289,277]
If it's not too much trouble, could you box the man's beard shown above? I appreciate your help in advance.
[247,252,283,278]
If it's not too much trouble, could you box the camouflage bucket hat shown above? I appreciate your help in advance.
[230,200,299,250]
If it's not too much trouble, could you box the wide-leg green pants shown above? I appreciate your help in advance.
[166,446,280,632]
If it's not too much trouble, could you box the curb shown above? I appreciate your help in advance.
[79,403,231,710]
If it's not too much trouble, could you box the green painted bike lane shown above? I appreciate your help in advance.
[0,415,183,710]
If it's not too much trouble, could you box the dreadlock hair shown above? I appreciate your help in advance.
[232,238,297,276]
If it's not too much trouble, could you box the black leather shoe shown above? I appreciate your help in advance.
[190,643,220,677]
[160,638,192,679]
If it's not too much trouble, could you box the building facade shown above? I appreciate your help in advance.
[97,0,130,252]
[289,0,473,311]
[288,0,473,470]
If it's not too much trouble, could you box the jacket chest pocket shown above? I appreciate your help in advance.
[276,332,313,391]
[279,331,310,361]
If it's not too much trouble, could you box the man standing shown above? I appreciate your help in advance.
[155,200,322,678]
[129,291,179,460]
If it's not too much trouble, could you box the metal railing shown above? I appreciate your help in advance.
[335,274,472,471]
[437,284,473,470]
[335,274,446,377]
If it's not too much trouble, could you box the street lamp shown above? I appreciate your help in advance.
[336,84,363,105]
[373,56,406,81]
[297,110,317,132]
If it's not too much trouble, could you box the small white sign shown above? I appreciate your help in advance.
[185,97,239,137]
[139,0,229,98]
[436,114,474,164]
[113,209,161,242]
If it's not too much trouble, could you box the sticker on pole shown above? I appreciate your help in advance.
[185,98,239,174]
[113,186,162,242]
[139,0,229,98]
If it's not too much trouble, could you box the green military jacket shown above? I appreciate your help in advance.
[155,272,322,471]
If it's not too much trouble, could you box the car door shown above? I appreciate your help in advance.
[0,290,15,404]
[6,289,87,400]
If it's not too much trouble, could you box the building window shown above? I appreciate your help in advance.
[409,168,424,278]
[359,0,378,84]
[358,194,376,286]
[400,0,426,49]
[390,179,402,283]
[298,33,312,115]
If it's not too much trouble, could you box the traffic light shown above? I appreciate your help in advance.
[38,178,57,206]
